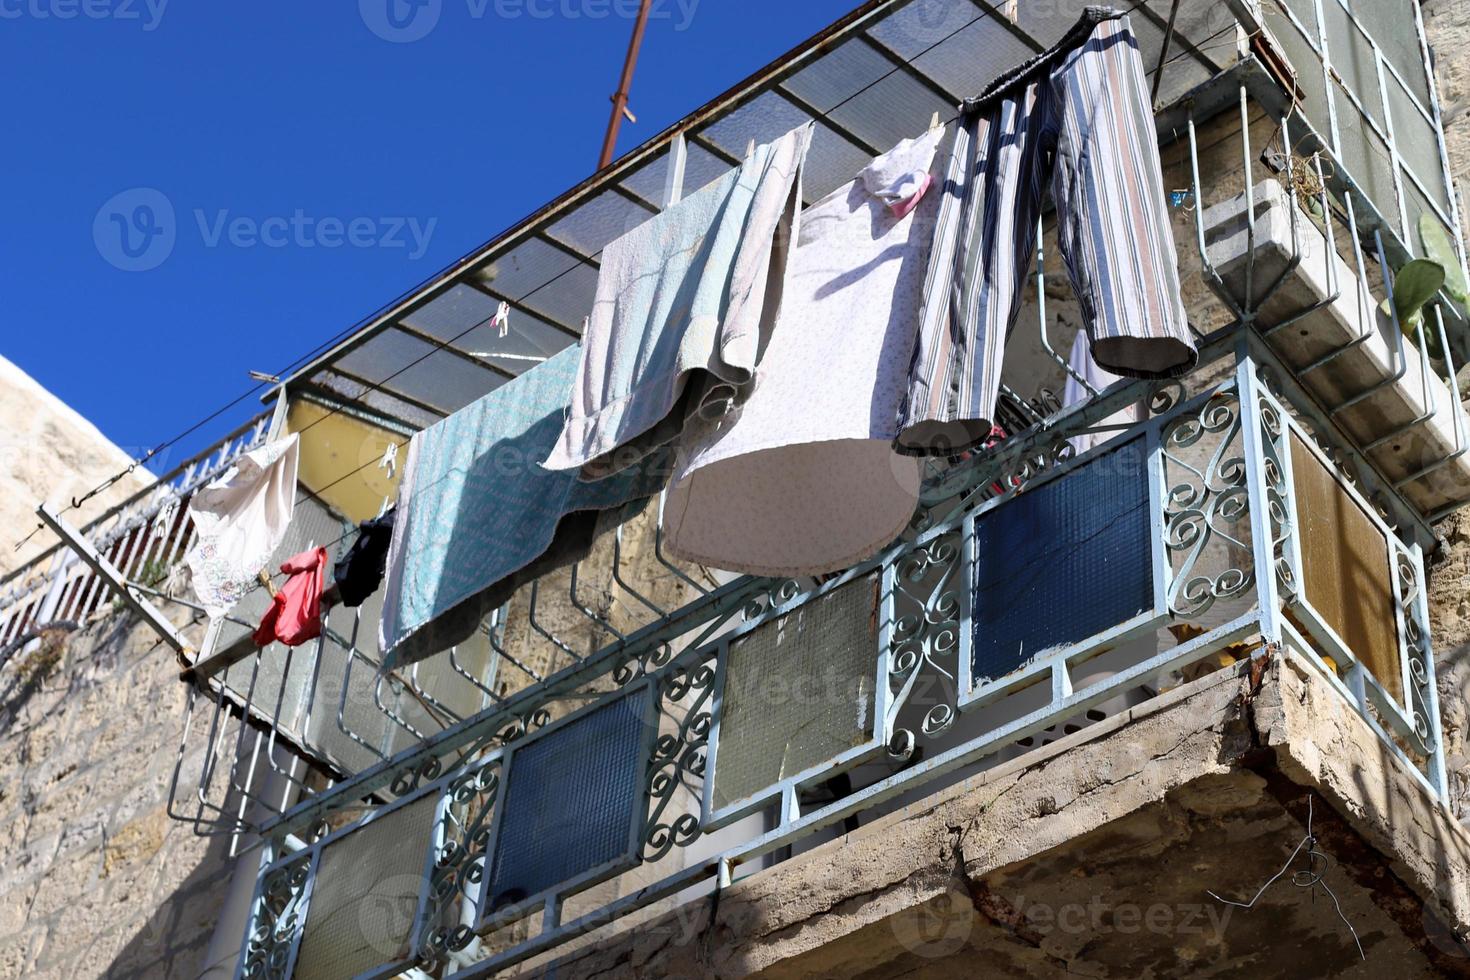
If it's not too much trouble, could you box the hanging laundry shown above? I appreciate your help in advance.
[898,7,1196,457]
[1062,330,1144,455]
[663,129,943,577]
[186,433,300,619]
[332,508,396,608]
[379,346,668,670]
[253,546,327,648]
[542,123,815,480]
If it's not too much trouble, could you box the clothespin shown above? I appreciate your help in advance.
[379,442,399,482]
[257,568,278,599]
[492,300,510,338]
[929,111,942,134]
[376,495,393,519]
[1001,0,1018,23]
[745,138,756,159]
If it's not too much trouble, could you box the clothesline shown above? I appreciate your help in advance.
[184,6,1202,671]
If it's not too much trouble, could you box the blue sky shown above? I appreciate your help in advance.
[0,0,857,472]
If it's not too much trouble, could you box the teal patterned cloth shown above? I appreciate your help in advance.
[378,346,668,669]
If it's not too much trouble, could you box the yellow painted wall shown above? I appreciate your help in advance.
[287,399,404,525]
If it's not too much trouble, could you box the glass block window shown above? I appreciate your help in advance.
[1346,0,1431,107]
[710,575,879,813]
[1267,0,1457,248]
[971,439,1153,685]
[294,795,437,980]
[486,691,648,911]
[1288,435,1403,702]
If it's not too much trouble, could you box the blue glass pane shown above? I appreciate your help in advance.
[487,691,647,909]
[971,439,1153,685]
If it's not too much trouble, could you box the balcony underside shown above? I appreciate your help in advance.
[531,653,1470,980]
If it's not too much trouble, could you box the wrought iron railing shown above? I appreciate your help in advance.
[0,48,1457,980]
[0,413,273,650]
[212,64,1470,977]
[223,337,1446,980]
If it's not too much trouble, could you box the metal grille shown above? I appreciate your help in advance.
[486,690,648,911]
[1288,434,1403,702]
[294,795,437,980]
[711,576,879,812]
[971,440,1154,685]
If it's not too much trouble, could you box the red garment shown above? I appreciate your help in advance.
[253,547,328,647]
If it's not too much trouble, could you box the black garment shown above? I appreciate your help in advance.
[333,508,396,608]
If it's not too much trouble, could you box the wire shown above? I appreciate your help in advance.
[1207,796,1365,960]
[18,0,1217,560]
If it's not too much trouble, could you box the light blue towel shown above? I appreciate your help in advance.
[543,124,814,480]
[378,346,667,668]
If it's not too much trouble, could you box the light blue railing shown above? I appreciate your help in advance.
[228,336,1446,980]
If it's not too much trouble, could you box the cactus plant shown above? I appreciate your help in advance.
[1381,257,1446,359]
[1419,214,1469,306]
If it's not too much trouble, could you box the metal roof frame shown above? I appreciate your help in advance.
[271,0,1227,422]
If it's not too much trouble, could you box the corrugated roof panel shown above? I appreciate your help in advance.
[874,14,1037,101]
[619,140,734,206]
[335,328,506,414]
[784,37,897,114]
[546,188,656,258]
[314,370,444,430]
[824,67,953,152]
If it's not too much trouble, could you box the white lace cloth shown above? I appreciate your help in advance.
[186,433,299,619]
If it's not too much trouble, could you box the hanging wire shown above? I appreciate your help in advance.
[1207,795,1365,961]
[16,0,1228,564]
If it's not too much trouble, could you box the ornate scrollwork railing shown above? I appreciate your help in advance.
[1163,388,1255,617]
[239,852,311,980]
[886,531,963,759]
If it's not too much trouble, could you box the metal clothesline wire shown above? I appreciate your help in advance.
[17,0,1203,567]
[18,2,1000,561]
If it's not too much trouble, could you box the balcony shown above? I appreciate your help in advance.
[4,0,1470,977]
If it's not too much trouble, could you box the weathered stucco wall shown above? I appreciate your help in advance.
[0,608,239,979]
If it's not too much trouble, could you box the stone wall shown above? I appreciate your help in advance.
[1418,0,1470,824]
[0,608,240,979]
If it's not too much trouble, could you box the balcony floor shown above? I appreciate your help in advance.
[511,654,1470,979]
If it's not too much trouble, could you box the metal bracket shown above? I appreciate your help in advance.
[36,503,193,663]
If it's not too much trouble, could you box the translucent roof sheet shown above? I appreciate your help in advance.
[335,327,506,415]
[286,0,1228,430]
[545,188,654,258]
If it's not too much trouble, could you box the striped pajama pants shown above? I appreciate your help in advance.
[896,8,1196,457]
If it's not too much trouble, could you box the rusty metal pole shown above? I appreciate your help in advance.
[598,0,655,170]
